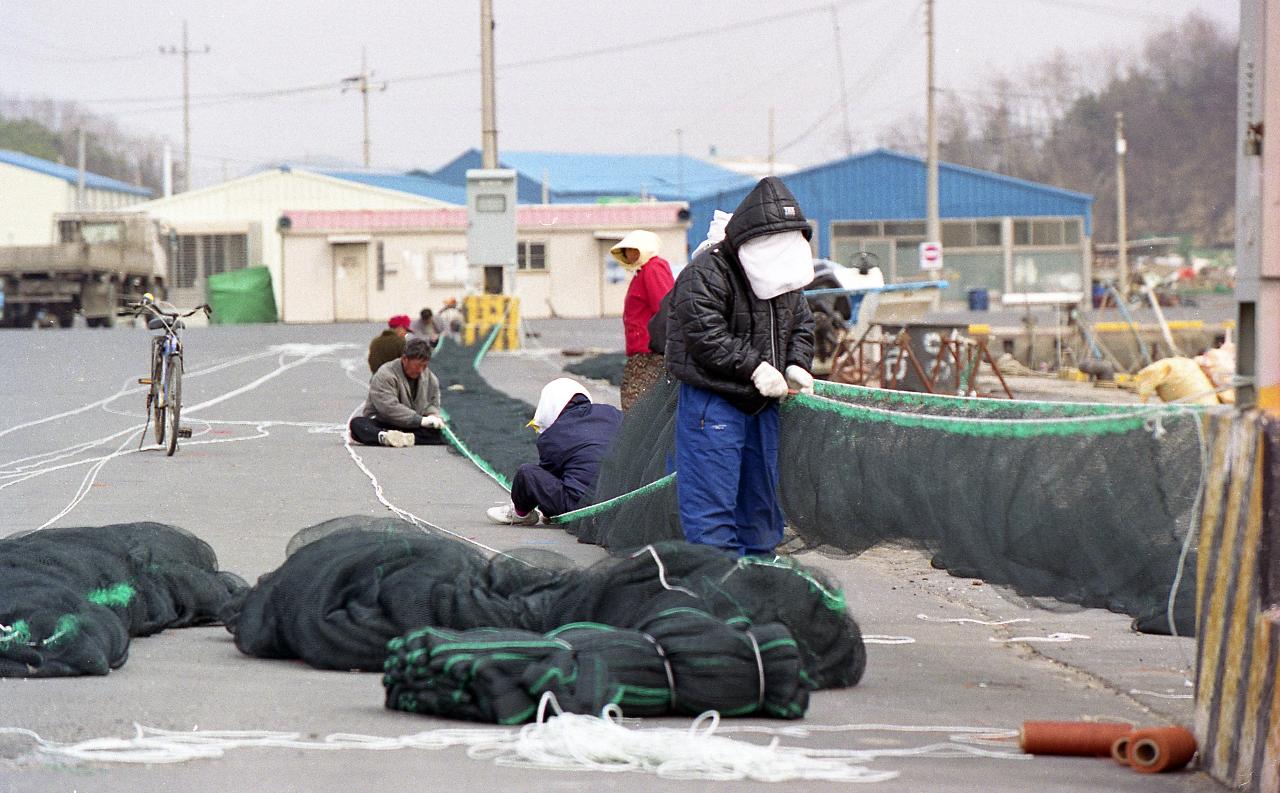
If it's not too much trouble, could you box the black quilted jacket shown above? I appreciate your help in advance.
[665,177,816,415]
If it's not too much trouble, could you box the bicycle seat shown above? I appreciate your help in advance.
[148,318,184,330]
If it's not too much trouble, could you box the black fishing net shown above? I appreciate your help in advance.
[429,338,537,486]
[384,613,807,724]
[226,518,864,715]
[559,377,1205,635]
[563,353,626,387]
[0,522,245,677]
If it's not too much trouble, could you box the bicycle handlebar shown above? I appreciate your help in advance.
[124,300,212,319]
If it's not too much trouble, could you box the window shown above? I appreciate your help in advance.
[1063,219,1081,245]
[1013,220,1031,246]
[941,221,975,248]
[517,241,546,271]
[975,221,1002,246]
[170,233,248,288]
[431,251,468,285]
[831,221,880,238]
[882,221,926,238]
[376,241,386,291]
[1031,220,1064,246]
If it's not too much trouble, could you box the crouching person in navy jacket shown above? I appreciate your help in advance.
[486,378,623,525]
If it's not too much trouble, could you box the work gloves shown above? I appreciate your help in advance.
[421,414,443,430]
[785,365,815,395]
[751,362,789,399]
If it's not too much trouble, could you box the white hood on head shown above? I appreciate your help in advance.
[610,230,662,271]
[737,230,815,300]
[531,378,591,432]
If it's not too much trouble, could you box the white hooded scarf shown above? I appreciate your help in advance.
[531,378,591,433]
[737,230,815,300]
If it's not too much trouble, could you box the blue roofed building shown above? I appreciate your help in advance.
[315,169,468,205]
[426,148,751,203]
[0,149,153,245]
[688,149,1095,300]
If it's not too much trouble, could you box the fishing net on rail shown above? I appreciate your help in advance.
[0,523,246,677]
[225,518,864,718]
[559,377,1207,635]
[563,352,626,387]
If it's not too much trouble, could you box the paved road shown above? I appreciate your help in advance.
[0,321,1215,792]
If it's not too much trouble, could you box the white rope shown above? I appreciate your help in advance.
[916,614,1031,626]
[629,545,698,597]
[862,635,916,645]
[989,632,1090,644]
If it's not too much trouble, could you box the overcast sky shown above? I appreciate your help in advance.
[2,0,1239,188]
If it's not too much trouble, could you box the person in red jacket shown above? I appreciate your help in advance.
[611,229,675,410]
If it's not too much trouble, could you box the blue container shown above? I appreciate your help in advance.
[967,288,990,312]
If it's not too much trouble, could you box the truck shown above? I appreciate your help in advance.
[0,212,167,328]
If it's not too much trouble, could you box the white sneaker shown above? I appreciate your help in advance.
[485,504,539,525]
[378,430,416,448]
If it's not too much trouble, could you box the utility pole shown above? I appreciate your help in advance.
[75,129,86,210]
[830,4,854,157]
[342,47,387,168]
[768,106,776,176]
[160,20,209,192]
[1115,112,1129,299]
[925,0,940,246]
[480,0,498,168]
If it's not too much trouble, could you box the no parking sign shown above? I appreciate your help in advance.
[919,241,943,271]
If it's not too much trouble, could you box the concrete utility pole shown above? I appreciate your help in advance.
[160,20,209,192]
[1234,0,1280,412]
[830,4,854,157]
[480,0,498,168]
[1115,112,1129,298]
[342,48,387,168]
[676,128,684,195]
[75,129,86,210]
[925,0,940,246]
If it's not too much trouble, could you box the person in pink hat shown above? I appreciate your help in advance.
[367,315,412,374]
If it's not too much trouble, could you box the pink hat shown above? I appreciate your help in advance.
[388,315,412,330]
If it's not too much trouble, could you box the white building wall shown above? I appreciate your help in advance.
[129,169,453,309]
[281,220,688,323]
[0,164,71,245]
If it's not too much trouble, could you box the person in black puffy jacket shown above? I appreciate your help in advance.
[665,177,816,555]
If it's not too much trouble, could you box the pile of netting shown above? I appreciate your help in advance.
[429,338,537,486]
[563,352,626,387]
[0,523,245,677]
[560,377,1206,635]
[223,517,864,722]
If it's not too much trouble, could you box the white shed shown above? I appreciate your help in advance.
[128,167,458,309]
[0,149,153,246]
[279,203,689,323]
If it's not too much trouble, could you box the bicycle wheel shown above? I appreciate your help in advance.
[152,341,167,446]
[165,354,182,456]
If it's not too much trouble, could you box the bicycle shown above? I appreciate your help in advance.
[125,295,211,456]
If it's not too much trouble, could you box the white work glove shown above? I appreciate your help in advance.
[421,414,443,430]
[751,362,788,399]
[785,365,815,395]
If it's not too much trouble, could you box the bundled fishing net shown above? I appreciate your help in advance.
[0,523,245,677]
[563,352,626,387]
[226,519,864,706]
[559,376,1206,635]
[383,611,808,724]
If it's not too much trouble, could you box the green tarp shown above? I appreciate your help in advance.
[207,267,278,325]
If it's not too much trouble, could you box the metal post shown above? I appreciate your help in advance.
[480,0,498,169]
[75,129,86,210]
[361,49,371,168]
[1115,112,1129,299]
[925,0,940,246]
[160,21,208,192]
[831,4,854,157]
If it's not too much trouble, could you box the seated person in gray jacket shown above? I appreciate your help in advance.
[348,336,446,447]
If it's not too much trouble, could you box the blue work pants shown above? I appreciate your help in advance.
[674,383,783,556]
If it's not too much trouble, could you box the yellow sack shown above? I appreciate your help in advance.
[1133,357,1219,406]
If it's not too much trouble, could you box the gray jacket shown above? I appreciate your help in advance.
[362,359,442,429]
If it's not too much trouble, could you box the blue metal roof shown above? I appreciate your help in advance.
[687,148,1094,256]
[317,169,466,205]
[0,149,153,197]
[429,148,751,203]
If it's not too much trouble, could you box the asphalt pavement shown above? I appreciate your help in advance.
[0,319,1218,792]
